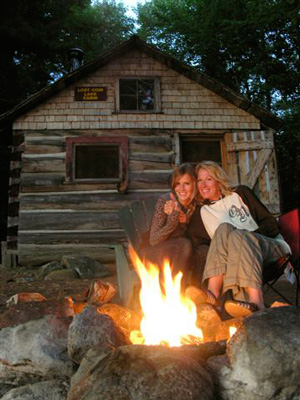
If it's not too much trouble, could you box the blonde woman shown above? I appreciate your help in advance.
[186,161,291,317]
[141,163,198,284]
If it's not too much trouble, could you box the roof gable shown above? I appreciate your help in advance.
[0,35,282,130]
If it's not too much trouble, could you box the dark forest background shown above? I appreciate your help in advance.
[0,0,299,246]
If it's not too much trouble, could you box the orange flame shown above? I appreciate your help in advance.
[229,326,237,338]
[129,247,203,347]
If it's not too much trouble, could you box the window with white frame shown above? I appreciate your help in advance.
[118,77,160,112]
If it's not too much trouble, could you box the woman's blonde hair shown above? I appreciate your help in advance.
[195,161,233,203]
[169,163,197,201]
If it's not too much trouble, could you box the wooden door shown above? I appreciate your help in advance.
[225,130,280,214]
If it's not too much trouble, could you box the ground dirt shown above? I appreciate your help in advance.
[0,264,298,314]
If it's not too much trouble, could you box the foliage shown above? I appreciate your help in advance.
[137,0,300,210]
[137,0,299,111]
[0,0,134,114]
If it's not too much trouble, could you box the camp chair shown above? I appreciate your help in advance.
[263,208,300,306]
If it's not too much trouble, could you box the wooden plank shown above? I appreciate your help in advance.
[18,229,126,244]
[227,139,273,152]
[130,200,149,239]
[19,191,167,210]
[26,136,65,146]
[224,132,238,185]
[19,210,120,230]
[237,132,247,184]
[18,244,116,266]
[130,172,170,185]
[118,206,140,250]
[130,160,171,171]
[21,173,65,187]
[246,148,273,189]
[25,145,64,154]
[23,158,65,173]
[130,152,173,163]
[130,136,172,152]
[143,197,159,230]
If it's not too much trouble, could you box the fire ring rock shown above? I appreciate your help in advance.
[67,305,130,364]
[67,344,215,400]
[220,306,300,400]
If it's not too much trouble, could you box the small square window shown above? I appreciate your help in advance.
[180,136,223,166]
[75,144,120,180]
[118,78,160,112]
[66,137,128,188]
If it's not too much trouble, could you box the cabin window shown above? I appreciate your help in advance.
[117,78,160,112]
[65,137,128,186]
[180,136,224,166]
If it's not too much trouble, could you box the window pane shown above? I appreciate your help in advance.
[120,78,155,111]
[75,145,119,180]
[181,140,221,164]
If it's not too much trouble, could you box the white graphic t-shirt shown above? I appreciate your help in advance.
[200,192,259,239]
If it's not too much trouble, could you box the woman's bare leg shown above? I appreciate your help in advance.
[207,275,224,299]
[247,287,265,310]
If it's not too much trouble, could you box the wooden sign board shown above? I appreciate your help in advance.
[75,87,107,101]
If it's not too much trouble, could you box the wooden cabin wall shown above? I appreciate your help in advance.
[9,48,280,266]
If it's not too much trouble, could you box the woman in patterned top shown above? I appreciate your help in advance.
[141,163,198,286]
[186,161,291,317]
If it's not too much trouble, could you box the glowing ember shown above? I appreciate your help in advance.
[129,248,203,347]
[229,326,237,338]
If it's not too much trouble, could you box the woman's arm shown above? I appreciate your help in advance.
[236,185,280,238]
[149,196,180,246]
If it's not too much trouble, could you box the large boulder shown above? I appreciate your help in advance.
[1,379,69,400]
[67,305,130,364]
[67,344,215,400]
[215,306,300,400]
[0,315,74,381]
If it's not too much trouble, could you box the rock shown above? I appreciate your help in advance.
[1,379,69,400]
[0,298,74,329]
[38,261,64,278]
[61,255,110,279]
[68,305,130,364]
[85,280,117,305]
[6,292,47,307]
[45,269,79,281]
[219,306,300,400]
[0,315,74,380]
[97,303,141,334]
[67,344,215,400]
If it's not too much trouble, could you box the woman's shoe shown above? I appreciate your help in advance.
[185,286,218,306]
[224,300,258,318]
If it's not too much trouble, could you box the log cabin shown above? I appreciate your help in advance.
[0,35,282,267]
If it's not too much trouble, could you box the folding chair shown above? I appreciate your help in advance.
[263,208,300,306]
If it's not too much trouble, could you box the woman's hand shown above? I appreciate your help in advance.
[178,211,187,223]
[164,193,180,215]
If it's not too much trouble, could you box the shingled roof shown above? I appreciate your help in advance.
[0,35,282,130]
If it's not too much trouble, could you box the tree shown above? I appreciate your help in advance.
[0,0,134,114]
[137,0,300,210]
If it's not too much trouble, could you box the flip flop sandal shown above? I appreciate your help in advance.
[185,286,218,306]
[224,300,258,318]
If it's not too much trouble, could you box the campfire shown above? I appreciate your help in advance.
[129,248,206,347]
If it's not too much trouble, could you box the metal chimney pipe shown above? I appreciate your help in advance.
[68,48,84,72]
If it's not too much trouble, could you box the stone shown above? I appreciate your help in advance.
[97,303,141,334]
[85,280,117,305]
[45,269,79,281]
[61,255,110,279]
[38,261,64,278]
[1,379,69,400]
[67,344,215,400]
[67,305,130,364]
[0,315,74,380]
[0,298,74,329]
[6,292,47,307]
[219,306,300,400]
